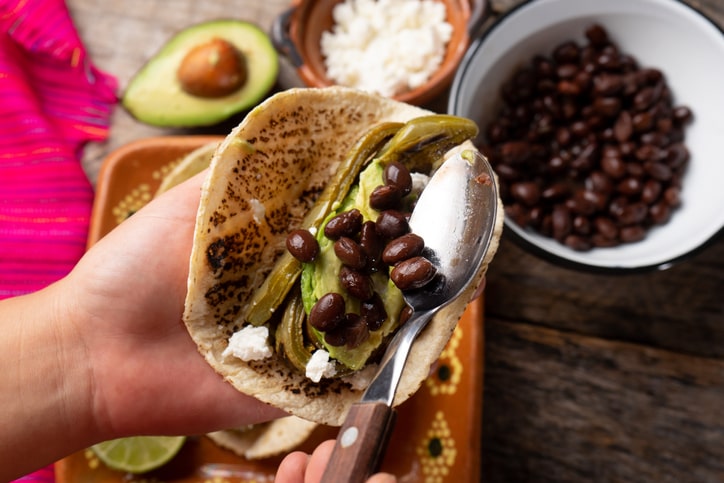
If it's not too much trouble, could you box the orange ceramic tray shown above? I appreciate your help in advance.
[55,136,485,482]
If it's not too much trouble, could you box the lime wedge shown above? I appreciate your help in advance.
[91,435,186,473]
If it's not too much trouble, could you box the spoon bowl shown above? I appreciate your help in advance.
[405,148,499,312]
[320,146,499,483]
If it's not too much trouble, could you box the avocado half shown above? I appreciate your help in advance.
[122,20,279,127]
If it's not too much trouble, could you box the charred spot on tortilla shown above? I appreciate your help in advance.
[210,211,227,227]
[205,231,263,275]
[205,278,249,310]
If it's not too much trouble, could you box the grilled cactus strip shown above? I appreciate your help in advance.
[375,114,479,173]
[275,289,312,371]
[243,122,404,326]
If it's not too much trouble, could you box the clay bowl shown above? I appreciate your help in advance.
[272,0,487,106]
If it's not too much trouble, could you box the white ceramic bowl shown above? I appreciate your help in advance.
[449,0,724,271]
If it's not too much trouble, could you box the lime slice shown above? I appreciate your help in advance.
[91,435,186,473]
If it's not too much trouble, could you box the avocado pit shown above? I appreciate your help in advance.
[177,37,248,98]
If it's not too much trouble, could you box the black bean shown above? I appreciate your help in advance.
[557,63,579,79]
[286,229,319,262]
[617,177,642,197]
[618,202,648,225]
[601,155,627,179]
[645,162,672,182]
[324,209,363,240]
[498,140,532,164]
[573,215,592,235]
[342,313,370,348]
[361,293,387,331]
[339,266,374,301]
[632,111,654,132]
[613,111,633,142]
[641,179,662,204]
[620,225,646,243]
[382,233,425,265]
[666,143,689,168]
[586,171,613,193]
[564,234,592,251]
[384,161,412,195]
[558,79,581,96]
[594,97,621,117]
[541,182,570,201]
[324,326,347,346]
[592,233,620,247]
[649,201,671,224]
[633,87,656,111]
[359,220,384,271]
[673,106,693,124]
[663,186,681,206]
[390,256,437,291]
[553,41,580,64]
[375,210,409,239]
[585,24,610,48]
[369,184,402,210]
[567,189,597,216]
[552,204,572,241]
[334,237,367,270]
[398,305,413,326]
[309,293,345,332]
[510,181,541,206]
[593,73,623,96]
[595,217,619,240]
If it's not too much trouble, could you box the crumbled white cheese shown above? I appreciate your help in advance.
[305,350,338,382]
[222,325,273,362]
[249,199,266,224]
[320,0,452,97]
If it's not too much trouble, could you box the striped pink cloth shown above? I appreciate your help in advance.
[0,0,117,297]
[1,0,118,480]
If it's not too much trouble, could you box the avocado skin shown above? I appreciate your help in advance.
[122,20,278,127]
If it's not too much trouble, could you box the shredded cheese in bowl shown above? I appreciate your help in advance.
[320,0,452,97]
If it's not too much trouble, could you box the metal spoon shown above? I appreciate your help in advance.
[320,147,499,483]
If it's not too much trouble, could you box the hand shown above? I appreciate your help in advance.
[276,440,397,483]
[0,171,285,481]
[63,170,284,438]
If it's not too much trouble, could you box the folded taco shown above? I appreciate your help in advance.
[183,86,503,426]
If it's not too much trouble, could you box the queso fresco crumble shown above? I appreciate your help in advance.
[320,0,453,97]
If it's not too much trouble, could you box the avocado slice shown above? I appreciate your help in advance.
[122,20,278,127]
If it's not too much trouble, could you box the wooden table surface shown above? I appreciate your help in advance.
[66,0,724,481]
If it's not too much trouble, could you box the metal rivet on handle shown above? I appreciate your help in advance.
[340,427,359,448]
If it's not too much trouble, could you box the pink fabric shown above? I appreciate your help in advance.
[12,466,55,482]
[0,0,117,298]
[0,0,118,480]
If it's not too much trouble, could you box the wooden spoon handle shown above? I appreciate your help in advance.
[320,402,397,483]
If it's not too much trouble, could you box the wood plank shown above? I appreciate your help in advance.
[481,318,724,483]
[484,236,724,358]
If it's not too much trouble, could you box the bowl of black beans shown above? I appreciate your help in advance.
[448,0,724,271]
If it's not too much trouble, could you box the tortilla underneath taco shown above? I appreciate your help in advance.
[183,86,503,426]
[206,416,318,460]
